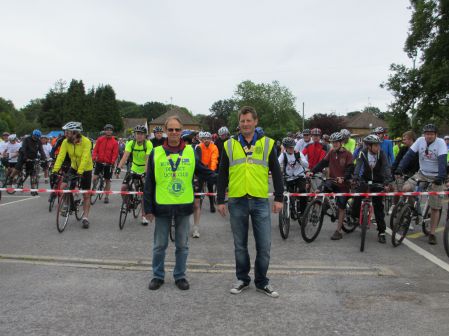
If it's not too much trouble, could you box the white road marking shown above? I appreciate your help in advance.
[386,227,449,273]
[0,196,39,207]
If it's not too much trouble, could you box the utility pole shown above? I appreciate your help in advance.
[302,102,305,130]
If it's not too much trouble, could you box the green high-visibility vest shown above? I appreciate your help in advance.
[154,145,196,205]
[224,136,274,199]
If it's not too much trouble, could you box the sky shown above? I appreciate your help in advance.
[0,0,413,118]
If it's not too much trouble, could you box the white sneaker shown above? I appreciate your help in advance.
[256,284,279,298]
[141,217,149,226]
[192,229,200,238]
[230,280,249,294]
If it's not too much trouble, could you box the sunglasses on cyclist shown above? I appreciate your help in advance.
[167,128,182,133]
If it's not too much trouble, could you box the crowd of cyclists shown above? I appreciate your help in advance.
[1,120,449,246]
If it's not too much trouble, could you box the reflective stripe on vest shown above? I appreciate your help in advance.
[154,145,196,205]
[224,136,274,198]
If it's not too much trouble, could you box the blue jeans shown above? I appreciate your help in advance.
[152,215,190,281]
[228,197,271,289]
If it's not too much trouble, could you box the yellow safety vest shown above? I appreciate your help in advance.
[154,145,196,205]
[224,136,274,198]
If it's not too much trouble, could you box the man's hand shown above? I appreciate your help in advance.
[272,201,283,214]
[336,177,344,184]
[145,213,154,223]
[115,167,121,175]
[217,204,227,217]
[306,171,314,178]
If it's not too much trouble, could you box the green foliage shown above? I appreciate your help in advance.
[308,113,346,135]
[382,0,449,132]
[21,99,43,122]
[63,80,86,123]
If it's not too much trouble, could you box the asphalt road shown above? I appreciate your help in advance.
[1,177,449,336]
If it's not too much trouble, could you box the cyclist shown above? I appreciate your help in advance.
[116,125,153,225]
[322,134,330,149]
[51,122,93,229]
[215,126,230,165]
[279,137,308,220]
[195,131,219,217]
[3,134,21,185]
[302,128,327,170]
[92,124,119,204]
[307,132,355,240]
[352,134,392,244]
[41,135,52,183]
[295,129,312,152]
[396,124,448,245]
[0,132,10,168]
[11,129,47,195]
[151,126,165,147]
[373,127,394,165]
[340,129,356,154]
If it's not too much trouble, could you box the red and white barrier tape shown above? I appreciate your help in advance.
[1,188,449,197]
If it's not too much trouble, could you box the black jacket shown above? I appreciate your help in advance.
[20,136,46,161]
[143,141,216,217]
[391,145,418,176]
[353,148,392,184]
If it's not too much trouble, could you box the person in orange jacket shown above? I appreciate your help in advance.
[196,131,219,211]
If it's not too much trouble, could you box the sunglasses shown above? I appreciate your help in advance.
[167,128,182,133]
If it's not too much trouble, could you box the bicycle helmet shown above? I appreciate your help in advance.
[181,130,194,139]
[363,134,381,144]
[103,124,114,131]
[422,124,437,133]
[322,134,330,141]
[302,129,310,135]
[310,128,322,136]
[153,126,163,133]
[218,126,229,136]
[133,125,147,133]
[340,129,351,138]
[32,129,42,138]
[62,121,83,132]
[444,135,449,140]
[373,126,385,134]
[8,134,17,141]
[199,131,211,139]
[282,137,296,148]
[329,132,344,142]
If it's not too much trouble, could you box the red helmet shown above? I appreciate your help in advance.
[311,128,322,136]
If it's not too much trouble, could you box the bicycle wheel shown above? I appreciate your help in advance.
[169,217,175,242]
[391,204,412,247]
[301,199,324,243]
[74,196,84,221]
[278,195,290,240]
[49,193,56,212]
[342,199,357,233]
[421,204,442,236]
[133,195,142,218]
[98,177,104,201]
[360,203,370,252]
[444,215,449,258]
[119,197,129,230]
[3,174,16,195]
[90,179,101,205]
[56,194,71,233]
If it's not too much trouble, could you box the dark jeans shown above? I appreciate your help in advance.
[351,183,386,233]
[228,197,271,289]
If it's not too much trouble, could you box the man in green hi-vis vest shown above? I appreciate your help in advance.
[217,106,284,298]
[144,116,216,292]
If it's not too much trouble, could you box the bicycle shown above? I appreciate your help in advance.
[119,172,144,230]
[391,180,435,247]
[355,182,386,252]
[48,172,65,212]
[90,163,110,205]
[56,174,84,233]
[3,159,40,195]
[278,177,304,240]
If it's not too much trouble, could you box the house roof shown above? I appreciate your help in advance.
[343,111,388,129]
[122,118,148,130]
[149,107,198,125]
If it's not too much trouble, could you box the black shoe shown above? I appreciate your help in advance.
[104,198,109,204]
[210,206,216,213]
[175,278,190,290]
[429,234,437,245]
[148,278,164,290]
[378,233,386,244]
[82,218,90,229]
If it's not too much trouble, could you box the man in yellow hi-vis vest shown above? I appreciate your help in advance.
[217,106,284,298]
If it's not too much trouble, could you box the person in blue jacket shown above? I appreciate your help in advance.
[374,127,394,165]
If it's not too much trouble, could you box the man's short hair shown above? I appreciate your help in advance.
[238,106,258,121]
[402,130,416,141]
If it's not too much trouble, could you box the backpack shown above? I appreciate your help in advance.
[283,151,303,175]
[127,140,147,165]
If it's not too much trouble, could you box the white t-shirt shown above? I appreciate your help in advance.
[0,141,7,158]
[294,139,313,153]
[42,143,52,158]
[410,137,448,177]
[5,142,22,163]
[278,152,309,181]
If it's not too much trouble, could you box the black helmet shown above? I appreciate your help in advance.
[153,126,163,133]
[302,129,310,135]
[282,137,296,148]
[363,134,381,144]
[104,124,114,131]
[422,124,437,133]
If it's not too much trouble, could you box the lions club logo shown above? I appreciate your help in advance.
[168,178,185,196]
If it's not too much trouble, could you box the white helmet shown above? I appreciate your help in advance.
[62,121,83,132]
[8,134,17,141]
[340,129,351,138]
[199,131,211,139]
[218,126,229,136]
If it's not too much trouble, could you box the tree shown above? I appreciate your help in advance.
[21,99,43,122]
[0,97,17,131]
[231,80,303,140]
[361,106,388,120]
[89,85,123,132]
[382,0,449,131]
[62,79,86,123]
[209,99,237,128]
[308,113,346,135]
